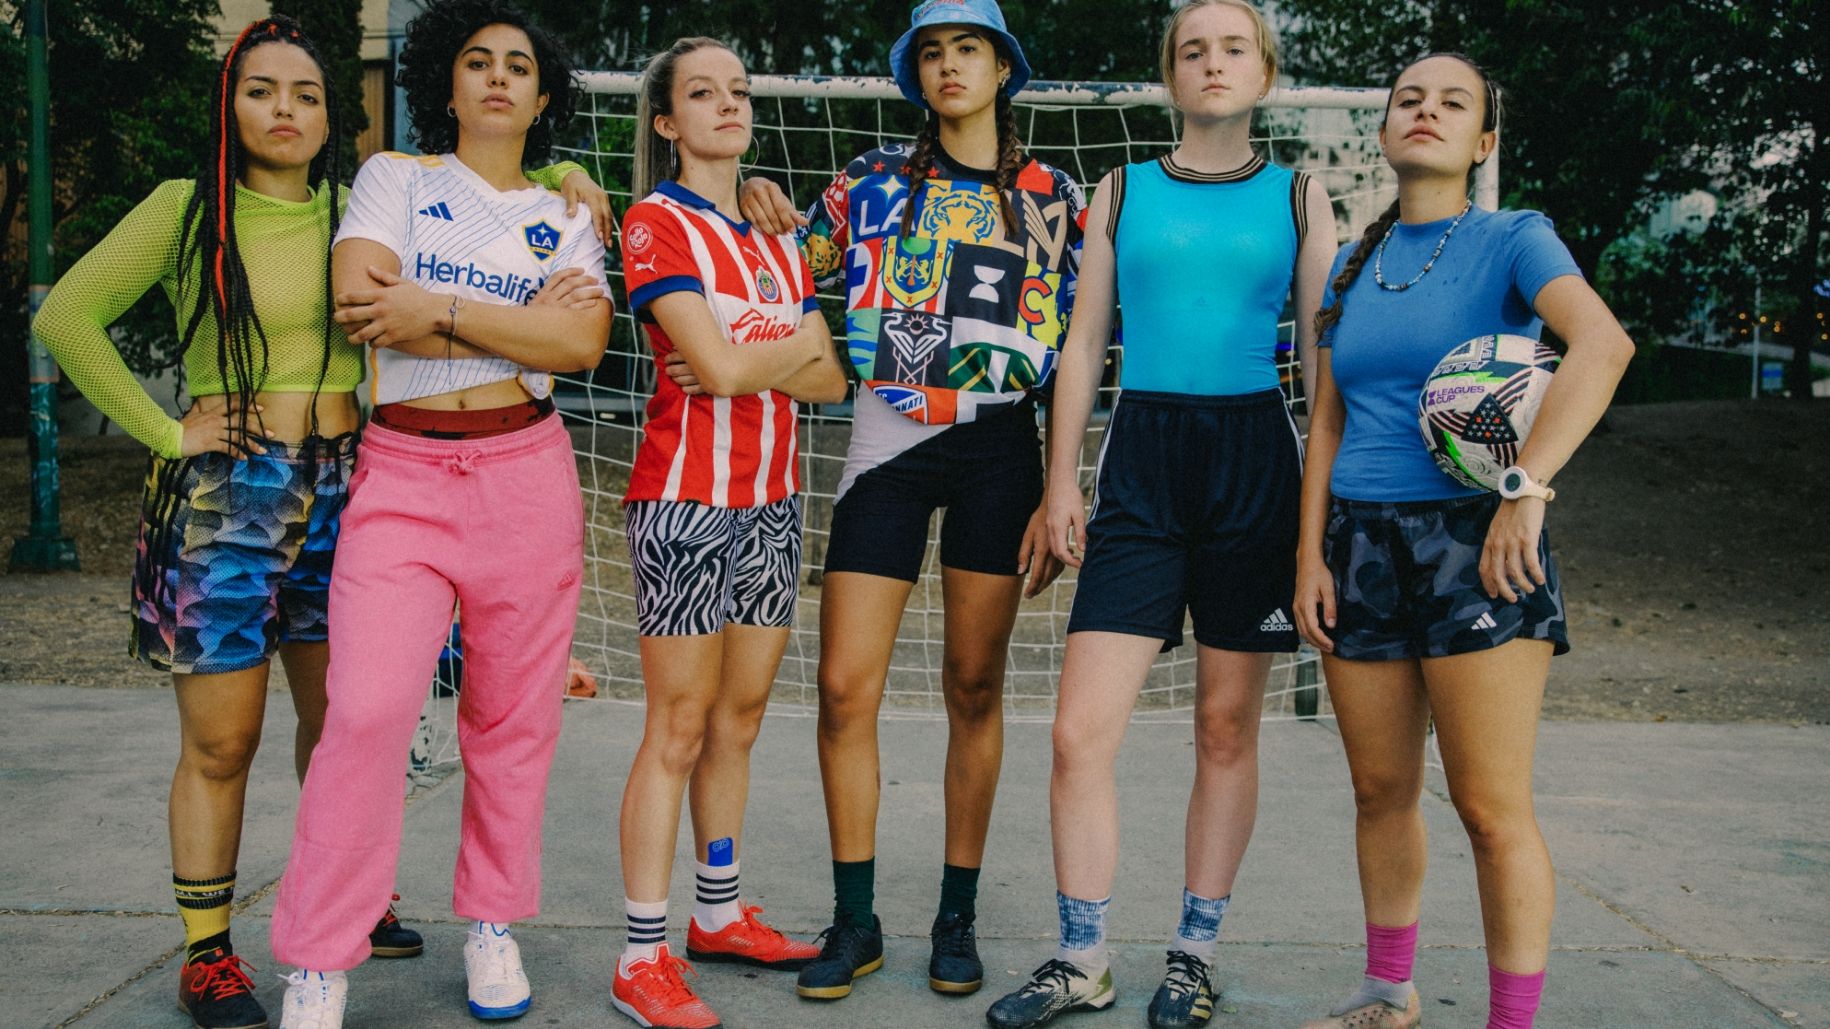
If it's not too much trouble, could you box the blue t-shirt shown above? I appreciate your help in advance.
[1112,154,1309,395]
[1320,207,1581,501]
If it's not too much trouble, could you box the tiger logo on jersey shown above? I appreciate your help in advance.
[919,186,999,243]
[523,220,562,262]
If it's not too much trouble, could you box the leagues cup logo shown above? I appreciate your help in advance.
[523,220,562,262]
[756,268,780,303]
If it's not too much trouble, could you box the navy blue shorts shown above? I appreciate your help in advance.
[1067,389,1303,652]
[823,401,1043,582]
[1322,492,1569,661]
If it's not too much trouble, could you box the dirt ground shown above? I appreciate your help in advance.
[2,398,1825,723]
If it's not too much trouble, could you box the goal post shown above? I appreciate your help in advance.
[411,72,1500,771]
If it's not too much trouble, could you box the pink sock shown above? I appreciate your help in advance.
[1487,964,1545,1028]
[1365,921,1419,983]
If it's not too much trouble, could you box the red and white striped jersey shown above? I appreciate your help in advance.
[622,181,821,508]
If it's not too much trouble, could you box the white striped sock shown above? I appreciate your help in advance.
[693,860,741,932]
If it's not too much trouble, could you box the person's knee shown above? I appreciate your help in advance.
[643,699,715,778]
[1052,712,1121,777]
[1193,701,1260,768]
[817,666,882,739]
[942,653,1004,724]
[1451,793,1538,857]
[704,702,766,756]
[1351,766,1424,821]
[182,729,262,784]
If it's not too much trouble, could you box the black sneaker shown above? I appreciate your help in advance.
[368,894,424,958]
[985,958,1115,1029]
[929,912,984,994]
[1147,951,1216,1028]
[177,948,269,1029]
[795,913,884,1000]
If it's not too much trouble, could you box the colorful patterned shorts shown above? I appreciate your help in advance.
[131,434,356,675]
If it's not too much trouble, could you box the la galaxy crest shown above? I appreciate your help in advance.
[523,220,562,262]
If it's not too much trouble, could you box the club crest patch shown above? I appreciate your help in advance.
[756,268,780,302]
[625,222,653,254]
[523,220,562,261]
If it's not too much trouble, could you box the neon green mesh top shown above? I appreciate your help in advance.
[32,163,586,458]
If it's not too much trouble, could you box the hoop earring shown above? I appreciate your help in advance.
[446,104,456,119]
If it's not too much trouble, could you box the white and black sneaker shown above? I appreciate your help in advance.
[985,959,1115,1028]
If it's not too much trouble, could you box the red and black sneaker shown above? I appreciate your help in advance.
[368,894,424,958]
[686,904,820,971]
[178,948,268,1029]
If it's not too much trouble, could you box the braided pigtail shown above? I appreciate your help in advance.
[1313,198,1400,341]
[991,91,1023,234]
[898,109,943,238]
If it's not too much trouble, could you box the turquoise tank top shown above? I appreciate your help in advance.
[1111,154,1310,396]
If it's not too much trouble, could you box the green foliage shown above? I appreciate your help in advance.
[1282,0,1825,395]
[3,0,220,431]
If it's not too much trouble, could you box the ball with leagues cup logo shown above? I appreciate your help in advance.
[1417,333,1560,490]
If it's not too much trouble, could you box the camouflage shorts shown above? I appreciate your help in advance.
[1322,493,1568,662]
[131,434,356,675]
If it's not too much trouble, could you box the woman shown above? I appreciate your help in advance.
[269,1,610,1024]
[610,35,846,1029]
[738,0,1080,1001]
[985,3,1335,1027]
[31,16,605,1028]
[1292,54,1633,1029]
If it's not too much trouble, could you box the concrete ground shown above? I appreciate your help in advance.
[2,684,1824,1028]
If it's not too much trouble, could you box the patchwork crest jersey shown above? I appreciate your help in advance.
[802,143,1085,427]
[622,181,821,508]
[336,152,607,405]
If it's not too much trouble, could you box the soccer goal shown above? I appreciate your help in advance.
[413,73,1500,771]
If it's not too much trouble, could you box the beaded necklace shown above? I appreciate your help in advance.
[1373,199,1472,292]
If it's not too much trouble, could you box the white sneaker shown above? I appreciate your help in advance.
[279,969,347,1029]
[465,926,532,1020]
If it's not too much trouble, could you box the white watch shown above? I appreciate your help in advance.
[1498,465,1555,502]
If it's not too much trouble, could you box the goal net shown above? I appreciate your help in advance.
[412,73,1498,768]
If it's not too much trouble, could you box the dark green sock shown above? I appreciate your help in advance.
[939,863,980,921]
[832,858,875,925]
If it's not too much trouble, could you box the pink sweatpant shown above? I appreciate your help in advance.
[271,414,583,970]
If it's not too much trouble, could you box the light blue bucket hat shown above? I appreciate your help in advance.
[888,0,1032,110]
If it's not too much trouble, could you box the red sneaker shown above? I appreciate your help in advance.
[686,904,820,971]
[611,944,721,1029]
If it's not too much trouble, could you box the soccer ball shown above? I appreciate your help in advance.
[1417,334,1561,490]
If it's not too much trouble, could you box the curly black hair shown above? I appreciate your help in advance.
[396,0,578,164]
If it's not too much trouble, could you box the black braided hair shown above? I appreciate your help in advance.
[1312,51,1501,341]
[142,15,343,611]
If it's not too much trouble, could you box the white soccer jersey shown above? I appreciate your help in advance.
[337,151,607,405]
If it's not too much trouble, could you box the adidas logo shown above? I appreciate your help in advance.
[1470,611,1499,632]
[417,201,454,221]
[1259,608,1293,633]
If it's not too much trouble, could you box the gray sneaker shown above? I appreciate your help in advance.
[985,959,1116,1029]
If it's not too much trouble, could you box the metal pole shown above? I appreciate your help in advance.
[10,0,79,572]
[1750,280,1761,400]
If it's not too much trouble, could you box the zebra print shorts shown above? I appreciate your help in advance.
[624,495,803,636]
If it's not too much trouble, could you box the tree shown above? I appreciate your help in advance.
[1281,0,1825,397]
[1,0,219,433]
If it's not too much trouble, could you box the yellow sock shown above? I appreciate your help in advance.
[173,872,235,963]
